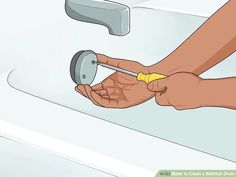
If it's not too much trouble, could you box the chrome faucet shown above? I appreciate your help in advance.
[65,0,130,36]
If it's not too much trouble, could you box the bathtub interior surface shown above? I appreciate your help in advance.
[6,8,236,163]
[0,137,114,177]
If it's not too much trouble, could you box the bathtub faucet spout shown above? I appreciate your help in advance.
[65,0,130,36]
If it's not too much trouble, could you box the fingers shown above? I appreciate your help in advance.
[92,83,104,91]
[75,84,121,108]
[92,78,115,91]
[84,85,103,106]
[96,54,146,73]
[147,78,170,106]
[75,85,88,98]
[75,85,101,106]
[96,90,107,97]
[147,79,167,93]
[90,91,124,108]
[155,93,169,106]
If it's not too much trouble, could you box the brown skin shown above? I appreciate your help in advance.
[148,73,202,110]
[151,0,236,76]
[76,0,236,110]
[199,77,236,110]
[76,54,155,108]
[147,73,236,110]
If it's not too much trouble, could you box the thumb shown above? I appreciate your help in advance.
[148,79,167,92]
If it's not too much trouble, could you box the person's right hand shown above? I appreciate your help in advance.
[147,72,204,110]
[75,54,155,108]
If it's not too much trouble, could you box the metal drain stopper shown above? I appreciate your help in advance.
[70,50,98,85]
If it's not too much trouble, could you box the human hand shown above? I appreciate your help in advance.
[147,72,204,110]
[75,54,155,108]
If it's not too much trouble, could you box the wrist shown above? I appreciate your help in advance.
[198,79,212,107]
[199,78,236,109]
[198,79,224,108]
[148,62,174,76]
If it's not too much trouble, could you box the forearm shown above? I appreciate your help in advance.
[199,77,236,110]
[151,0,236,75]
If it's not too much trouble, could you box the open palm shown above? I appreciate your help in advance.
[75,54,155,108]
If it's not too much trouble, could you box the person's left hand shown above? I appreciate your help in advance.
[75,54,155,108]
[147,72,204,110]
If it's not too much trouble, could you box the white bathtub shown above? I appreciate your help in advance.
[0,0,235,177]
[0,137,114,177]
